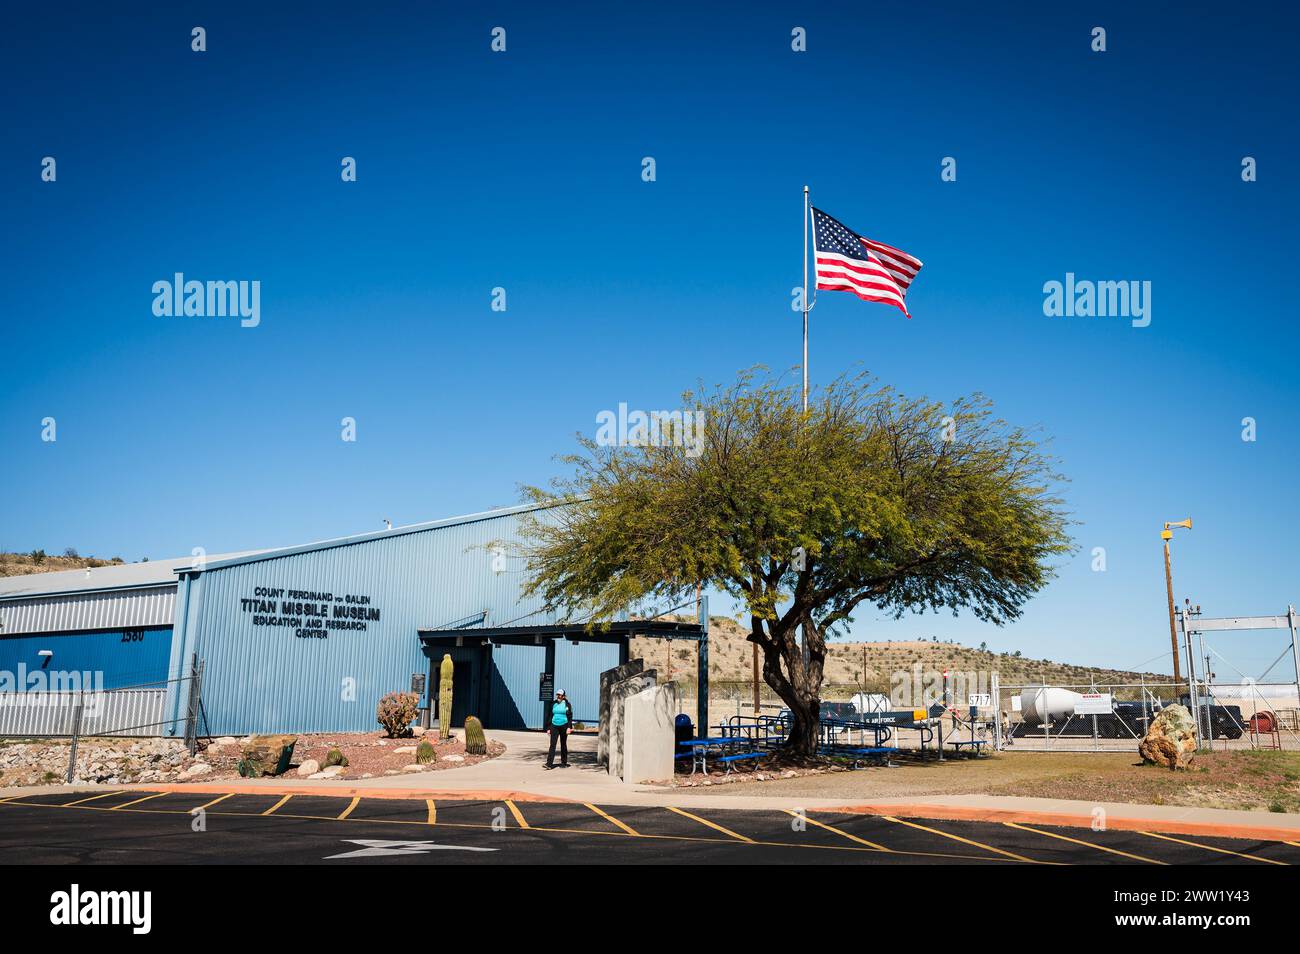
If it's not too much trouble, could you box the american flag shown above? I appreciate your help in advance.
[812,207,923,318]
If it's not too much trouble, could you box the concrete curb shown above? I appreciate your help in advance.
[827,802,1300,843]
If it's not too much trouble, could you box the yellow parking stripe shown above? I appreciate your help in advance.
[504,799,529,829]
[193,793,234,812]
[883,816,1041,864]
[111,792,167,811]
[63,792,119,807]
[262,795,293,816]
[0,796,1028,862]
[1138,830,1288,865]
[1005,822,1166,865]
[792,811,889,851]
[1287,840,1300,849]
[336,797,360,820]
[667,806,754,844]
[586,803,639,836]
[426,799,437,825]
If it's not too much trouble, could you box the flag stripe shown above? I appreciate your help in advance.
[815,253,900,284]
[816,282,910,316]
[816,276,906,306]
[861,245,919,277]
[862,237,923,269]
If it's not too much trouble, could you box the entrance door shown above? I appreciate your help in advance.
[450,661,473,727]
[432,646,481,730]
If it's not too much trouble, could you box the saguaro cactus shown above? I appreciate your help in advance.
[438,653,455,740]
[464,715,487,755]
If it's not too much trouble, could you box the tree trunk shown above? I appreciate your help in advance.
[751,612,826,760]
[783,692,821,758]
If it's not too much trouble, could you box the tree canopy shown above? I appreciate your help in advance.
[520,369,1072,755]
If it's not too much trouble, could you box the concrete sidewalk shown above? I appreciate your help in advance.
[11,730,1300,842]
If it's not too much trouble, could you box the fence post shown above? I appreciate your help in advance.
[183,654,204,755]
[992,672,1002,751]
[66,690,85,784]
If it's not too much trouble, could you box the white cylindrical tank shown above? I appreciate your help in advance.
[1020,685,1084,725]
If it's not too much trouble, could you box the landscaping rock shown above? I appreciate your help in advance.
[392,745,417,755]
[296,759,321,778]
[1139,703,1197,770]
[401,763,426,773]
[238,734,297,778]
[181,762,212,778]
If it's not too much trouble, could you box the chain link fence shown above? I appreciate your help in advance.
[0,657,208,781]
[997,679,1300,752]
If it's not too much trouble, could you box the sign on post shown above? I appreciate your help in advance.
[538,672,554,702]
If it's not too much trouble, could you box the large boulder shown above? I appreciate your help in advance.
[1139,704,1197,770]
[238,735,297,778]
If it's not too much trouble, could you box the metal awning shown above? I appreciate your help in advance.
[417,611,711,732]
[418,619,704,645]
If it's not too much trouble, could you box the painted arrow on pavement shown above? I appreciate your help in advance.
[325,839,498,858]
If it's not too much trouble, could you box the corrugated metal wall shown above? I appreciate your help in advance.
[554,639,621,724]
[187,510,564,735]
[489,644,546,729]
[0,586,176,636]
[0,628,173,690]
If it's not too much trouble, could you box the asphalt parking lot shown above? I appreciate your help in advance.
[1,789,1297,865]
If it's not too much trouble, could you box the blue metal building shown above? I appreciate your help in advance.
[0,503,710,737]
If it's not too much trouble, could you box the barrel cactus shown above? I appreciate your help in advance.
[416,740,436,764]
[438,654,455,740]
[323,747,348,768]
[464,715,487,755]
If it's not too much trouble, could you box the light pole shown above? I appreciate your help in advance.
[1161,519,1192,683]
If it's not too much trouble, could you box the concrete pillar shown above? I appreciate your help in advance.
[598,659,645,767]
[608,670,656,779]
[622,683,679,783]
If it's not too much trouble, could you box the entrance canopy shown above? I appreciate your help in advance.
[418,617,710,732]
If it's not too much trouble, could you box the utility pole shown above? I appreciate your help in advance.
[1161,519,1192,683]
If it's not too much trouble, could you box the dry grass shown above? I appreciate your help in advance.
[0,550,126,578]
[675,748,1300,813]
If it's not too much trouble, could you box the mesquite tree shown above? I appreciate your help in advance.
[520,370,1071,757]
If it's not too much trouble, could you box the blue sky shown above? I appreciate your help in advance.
[3,2,1298,676]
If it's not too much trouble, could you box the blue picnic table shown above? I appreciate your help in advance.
[677,736,764,775]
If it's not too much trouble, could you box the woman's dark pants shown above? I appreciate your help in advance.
[547,725,568,767]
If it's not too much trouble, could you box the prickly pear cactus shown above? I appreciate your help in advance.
[464,715,487,755]
[438,654,455,740]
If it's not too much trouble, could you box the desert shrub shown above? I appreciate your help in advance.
[376,691,420,737]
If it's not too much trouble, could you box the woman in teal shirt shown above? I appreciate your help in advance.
[545,689,574,769]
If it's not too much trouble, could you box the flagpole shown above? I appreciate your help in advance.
[800,185,810,672]
[802,184,809,414]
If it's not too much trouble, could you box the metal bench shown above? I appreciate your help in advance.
[715,750,769,773]
[948,739,989,756]
[828,745,899,768]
